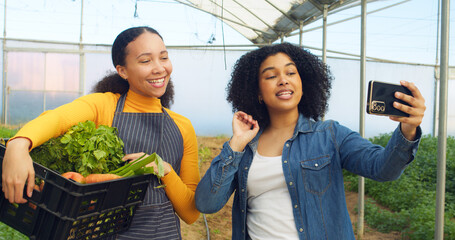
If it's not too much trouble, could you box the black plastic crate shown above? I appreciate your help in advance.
[0,144,152,239]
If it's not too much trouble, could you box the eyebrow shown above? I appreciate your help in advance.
[136,50,168,59]
[260,62,296,74]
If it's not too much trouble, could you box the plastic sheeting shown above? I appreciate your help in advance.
[181,0,362,44]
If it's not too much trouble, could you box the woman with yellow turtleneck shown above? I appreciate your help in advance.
[2,26,199,240]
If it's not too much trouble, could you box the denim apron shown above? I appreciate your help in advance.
[112,93,184,240]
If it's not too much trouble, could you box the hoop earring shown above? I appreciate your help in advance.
[258,96,263,104]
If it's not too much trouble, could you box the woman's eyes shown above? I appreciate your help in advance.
[139,57,168,63]
[265,72,295,79]
[138,57,151,63]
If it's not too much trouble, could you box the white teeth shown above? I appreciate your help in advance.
[148,78,164,83]
[277,91,292,96]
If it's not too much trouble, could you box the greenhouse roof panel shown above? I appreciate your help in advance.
[183,0,362,44]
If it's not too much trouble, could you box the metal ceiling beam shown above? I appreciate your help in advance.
[205,0,273,40]
[327,0,349,11]
[307,0,323,11]
[264,0,300,26]
[288,0,410,37]
[300,0,370,25]
[232,0,278,35]
[328,0,372,14]
[270,0,360,42]
[172,0,274,37]
[207,0,245,23]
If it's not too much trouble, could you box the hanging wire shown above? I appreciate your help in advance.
[134,0,139,18]
[203,213,210,240]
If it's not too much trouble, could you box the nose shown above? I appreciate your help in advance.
[278,74,289,86]
[151,61,165,74]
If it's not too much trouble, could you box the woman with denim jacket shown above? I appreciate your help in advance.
[195,42,426,240]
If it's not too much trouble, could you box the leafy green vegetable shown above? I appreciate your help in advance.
[30,120,124,176]
[109,152,166,187]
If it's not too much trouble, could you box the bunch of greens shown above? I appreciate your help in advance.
[108,152,166,188]
[30,120,124,176]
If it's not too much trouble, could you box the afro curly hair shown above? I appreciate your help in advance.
[226,42,333,128]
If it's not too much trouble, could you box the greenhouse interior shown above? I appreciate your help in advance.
[1,0,453,137]
[0,0,453,239]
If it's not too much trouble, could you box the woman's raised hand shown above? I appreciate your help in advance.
[229,111,260,152]
[389,80,426,141]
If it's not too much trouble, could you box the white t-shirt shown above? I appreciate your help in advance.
[246,151,299,240]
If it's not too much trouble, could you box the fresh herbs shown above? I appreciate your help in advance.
[30,120,124,176]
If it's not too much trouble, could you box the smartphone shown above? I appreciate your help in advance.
[366,80,412,117]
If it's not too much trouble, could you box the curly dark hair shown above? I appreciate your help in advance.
[226,42,333,128]
[92,26,174,108]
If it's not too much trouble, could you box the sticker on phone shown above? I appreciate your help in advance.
[370,100,386,114]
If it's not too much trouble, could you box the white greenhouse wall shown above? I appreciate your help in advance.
[1,44,453,138]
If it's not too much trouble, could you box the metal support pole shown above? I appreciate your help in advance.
[435,0,449,239]
[299,21,303,47]
[322,4,328,63]
[357,0,367,238]
[79,0,85,96]
[2,0,7,124]
[433,0,441,137]
[43,56,47,112]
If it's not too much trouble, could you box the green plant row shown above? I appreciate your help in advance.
[0,125,19,140]
[344,133,455,240]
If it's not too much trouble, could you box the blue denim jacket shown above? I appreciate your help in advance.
[195,114,421,240]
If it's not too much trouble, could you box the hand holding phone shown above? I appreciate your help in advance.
[366,80,413,117]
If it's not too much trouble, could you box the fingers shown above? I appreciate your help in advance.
[390,81,426,140]
[146,161,157,169]
[230,111,260,152]
[2,173,20,203]
[1,170,6,198]
[400,80,424,100]
[234,111,259,130]
[145,161,171,176]
[26,171,35,199]
[122,152,147,161]
[235,111,256,126]
[393,81,426,119]
[251,119,260,131]
[4,177,28,204]
[2,178,9,203]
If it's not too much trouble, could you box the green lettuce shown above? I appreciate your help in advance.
[30,120,124,176]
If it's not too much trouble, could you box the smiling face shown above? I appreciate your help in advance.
[258,52,303,114]
[116,31,172,98]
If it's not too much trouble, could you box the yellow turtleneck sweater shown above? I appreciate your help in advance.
[12,90,200,224]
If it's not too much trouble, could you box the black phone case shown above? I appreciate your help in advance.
[366,80,412,117]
